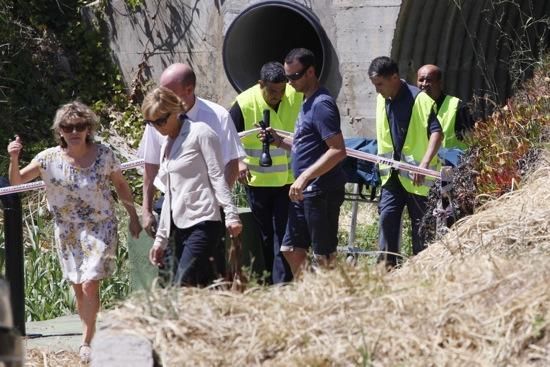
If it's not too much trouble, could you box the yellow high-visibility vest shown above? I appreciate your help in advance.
[437,95,468,150]
[376,91,440,196]
[236,84,303,187]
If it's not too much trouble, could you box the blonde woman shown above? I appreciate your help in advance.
[7,101,141,363]
[141,87,242,286]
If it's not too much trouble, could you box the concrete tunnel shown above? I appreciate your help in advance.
[95,0,550,137]
[222,0,550,109]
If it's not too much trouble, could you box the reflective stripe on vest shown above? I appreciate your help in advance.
[236,84,302,187]
[376,91,440,196]
[247,162,292,173]
[437,95,468,150]
[244,147,288,157]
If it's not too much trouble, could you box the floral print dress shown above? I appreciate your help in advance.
[33,144,120,284]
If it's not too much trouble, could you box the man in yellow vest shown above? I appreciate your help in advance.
[229,62,303,284]
[368,56,443,268]
[417,64,474,229]
[417,64,474,150]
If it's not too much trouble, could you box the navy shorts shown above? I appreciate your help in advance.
[281,188,345,256]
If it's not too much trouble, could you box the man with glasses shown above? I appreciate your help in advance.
[229,61,302,284]
[264,48,347,278]
[139,63,245,278]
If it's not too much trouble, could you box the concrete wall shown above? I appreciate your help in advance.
[88,0,402,138]
[87,0,550,137]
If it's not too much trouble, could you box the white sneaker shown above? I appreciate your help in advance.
[79,343,91,363]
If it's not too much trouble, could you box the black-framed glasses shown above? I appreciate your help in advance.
[59,122,88,133]
[285,66,310,81]
[145,113,171,127]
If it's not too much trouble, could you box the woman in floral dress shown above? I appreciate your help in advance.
[7,101,141,363]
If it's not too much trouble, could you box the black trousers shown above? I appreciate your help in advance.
[155,195,227,282]
[378,173,428,267]
[245,184,293,284]
[173,220,223,286]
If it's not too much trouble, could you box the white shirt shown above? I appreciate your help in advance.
[139,96,244,166]
[155,120,239,249]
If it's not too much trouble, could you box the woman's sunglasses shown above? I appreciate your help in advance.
[59,123,88,133]
[145,113,171,127]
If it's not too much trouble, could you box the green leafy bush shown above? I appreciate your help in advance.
[467,54,550,197]
[0,0,128,172]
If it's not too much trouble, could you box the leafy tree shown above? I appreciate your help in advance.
[0,0,124,172]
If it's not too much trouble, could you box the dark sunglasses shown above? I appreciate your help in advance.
[285,66,310,81]
[59,123,88,133]
[144,113,171,127]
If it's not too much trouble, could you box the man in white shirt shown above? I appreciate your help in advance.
[139,63,245,276]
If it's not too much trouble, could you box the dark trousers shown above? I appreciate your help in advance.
[173,220,223,287]
[155,195,226,282]
[215,208,227,279]
[378,173,427,267]
[246,184,293,284]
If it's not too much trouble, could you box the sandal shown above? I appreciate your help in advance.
[79,343,91,363]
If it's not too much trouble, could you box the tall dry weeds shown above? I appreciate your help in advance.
[86,162,550,367]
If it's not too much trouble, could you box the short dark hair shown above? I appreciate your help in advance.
[284,48,316,70]
[260,62,286,83]
[368,56,399,78]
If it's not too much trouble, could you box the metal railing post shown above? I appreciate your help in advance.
[0,177,25,336]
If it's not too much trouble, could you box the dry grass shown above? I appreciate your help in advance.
[83,164,550,366]
[420,164,550,264]
[25,349,81,366]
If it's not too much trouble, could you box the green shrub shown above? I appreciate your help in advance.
[0,0,128,173]
[467,54,550,198]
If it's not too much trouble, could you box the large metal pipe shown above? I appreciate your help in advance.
[223,1,332,93]
[0,177,25,336]
[392,0,550,105]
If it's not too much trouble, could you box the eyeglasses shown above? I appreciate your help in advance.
[285,66,310,81]
[144,113,171,127]
[59,123,88,133]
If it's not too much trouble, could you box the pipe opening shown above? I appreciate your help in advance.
[223,1,330,93]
